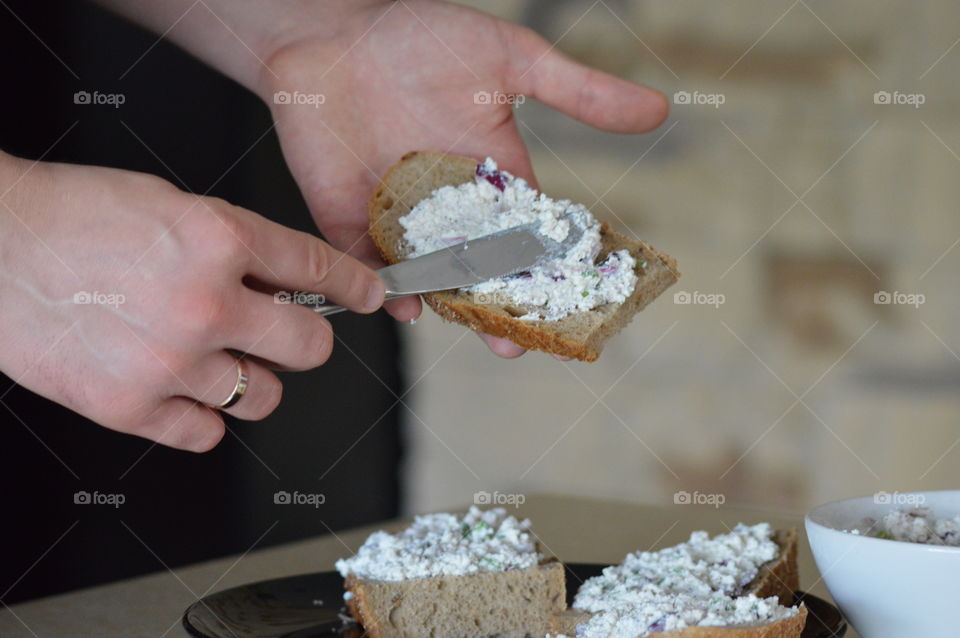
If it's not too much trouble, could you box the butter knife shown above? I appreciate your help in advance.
[307,219,583,316]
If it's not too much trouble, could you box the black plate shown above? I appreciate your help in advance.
[183,563,846,638]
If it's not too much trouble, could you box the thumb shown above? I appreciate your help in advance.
[505,26,669,134]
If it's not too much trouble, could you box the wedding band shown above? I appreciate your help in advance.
[214,359,249,409]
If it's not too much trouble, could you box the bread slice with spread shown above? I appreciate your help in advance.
[548,525,805,638]
[368,151,679,361]
[337,507,565,638]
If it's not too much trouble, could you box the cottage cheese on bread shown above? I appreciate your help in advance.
[561,523,799,638]
[398,158,638,321]
[335,507,540,581]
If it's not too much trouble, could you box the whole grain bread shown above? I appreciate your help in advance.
[548,529,804,638]
[368,151,679,361]
[344,560,566,638]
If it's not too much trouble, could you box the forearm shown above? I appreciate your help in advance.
[90,0,350,93]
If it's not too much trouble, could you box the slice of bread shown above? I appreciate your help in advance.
[368,151,680,361]
[548,529,804,638]
[344,560,566,638]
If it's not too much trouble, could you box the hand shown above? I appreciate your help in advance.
[0,152,384,451]
[259,0,668,358]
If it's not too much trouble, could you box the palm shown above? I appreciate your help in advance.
[272,2,529,264]
[266,0,667,347]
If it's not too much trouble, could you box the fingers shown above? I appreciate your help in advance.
[385,296,422,323]
[506,26,669,134]
[232,207,385,314]
[135,398,225,453]
[179,352,283,421]
[322,219,424,322]
[478,333,527,359]
[227,288,334,370]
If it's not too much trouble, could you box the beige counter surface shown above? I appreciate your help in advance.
[0,494,852,637]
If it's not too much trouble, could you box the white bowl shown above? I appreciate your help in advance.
[806,490,960,638]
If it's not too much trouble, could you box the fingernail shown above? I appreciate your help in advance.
[364,279,385,311]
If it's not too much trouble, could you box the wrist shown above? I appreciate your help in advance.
[0,150,31,220]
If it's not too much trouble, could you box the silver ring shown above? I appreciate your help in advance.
[214,359,249,409]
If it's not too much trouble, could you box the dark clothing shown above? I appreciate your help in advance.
[0,0,405,603]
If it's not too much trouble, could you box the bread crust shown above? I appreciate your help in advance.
[746,529,799,606]
[368,151,679,361]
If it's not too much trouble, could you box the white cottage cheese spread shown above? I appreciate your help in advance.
[849,507,960,546]
[334,506,540,581]
[558,523,797,638]
[398,158,639,321]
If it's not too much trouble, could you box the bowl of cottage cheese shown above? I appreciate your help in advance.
[806,490,960,638]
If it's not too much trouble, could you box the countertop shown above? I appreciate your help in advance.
[0,494,852,637]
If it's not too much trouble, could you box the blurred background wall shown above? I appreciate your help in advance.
[401,0,960,515]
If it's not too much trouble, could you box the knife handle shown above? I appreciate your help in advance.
[302,291,411,316]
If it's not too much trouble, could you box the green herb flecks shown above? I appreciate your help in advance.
[481,556,502,570]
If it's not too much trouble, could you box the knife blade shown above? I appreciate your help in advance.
[307,219,582,316]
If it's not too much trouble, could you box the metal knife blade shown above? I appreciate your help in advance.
[380,222,571,295]
[309,219,582,316]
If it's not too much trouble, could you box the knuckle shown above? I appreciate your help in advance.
[127,170,181,197]
[153,346,195,380]
[129,399,179,440]
[350,267,375,309]
[173,289,232,337]
[187,201,253,261]
[306,239,333,284]
[298,320,334,369]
